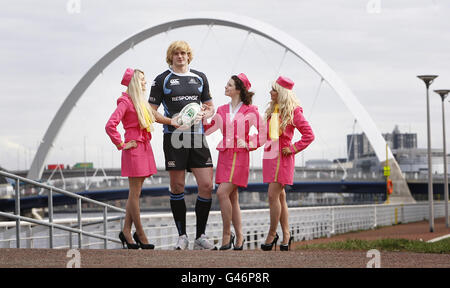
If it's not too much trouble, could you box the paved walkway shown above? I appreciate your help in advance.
[0,218,449,268]
[293,217,450,249]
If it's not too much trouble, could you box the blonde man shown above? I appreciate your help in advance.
[149,41,216,250]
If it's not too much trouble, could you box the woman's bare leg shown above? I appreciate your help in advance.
[217,182,235,246]
[230,186,243,246]
[125,177,149,244]
[279,188,290,244]
[265,182,283,244]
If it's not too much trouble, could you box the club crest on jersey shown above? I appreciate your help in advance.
[170,79,180,86]
[188,78,198,85]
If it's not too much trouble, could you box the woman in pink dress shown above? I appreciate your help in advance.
[106,68,177,249]
[204,73,264,250]
[261,76,314,251]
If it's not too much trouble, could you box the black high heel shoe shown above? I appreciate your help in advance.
[133,232,155,250]
[119,231,139,249]
[280,236,294,251]
[233,238,245,251]
[219,232,235,250]
[261,233,279,251]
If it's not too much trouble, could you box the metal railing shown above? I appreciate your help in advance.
[0,170,125,249]
[1,171,449,250]
[1,201,449,249]
[170,201,449,250]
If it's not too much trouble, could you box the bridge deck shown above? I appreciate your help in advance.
[0,181,387,211]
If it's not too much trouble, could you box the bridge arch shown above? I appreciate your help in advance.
[27,12,413,202]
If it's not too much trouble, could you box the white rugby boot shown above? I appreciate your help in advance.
[175,234,189,250]
[193,234,217,250]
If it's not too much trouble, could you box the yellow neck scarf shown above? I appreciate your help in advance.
[269,104,280,140]
[141,102,154,132]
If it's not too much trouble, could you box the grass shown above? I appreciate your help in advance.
[296,237,450,254]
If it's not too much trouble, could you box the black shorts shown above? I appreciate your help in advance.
[163,133,213,171]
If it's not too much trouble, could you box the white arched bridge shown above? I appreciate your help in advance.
[26,12,414,203]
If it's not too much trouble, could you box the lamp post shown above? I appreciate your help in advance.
[417,75,438,232]
[434,89,450,228]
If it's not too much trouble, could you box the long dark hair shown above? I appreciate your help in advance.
[232,75,254,105]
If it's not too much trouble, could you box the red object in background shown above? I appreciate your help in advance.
[47,164,64,170]
[387,179,393,195]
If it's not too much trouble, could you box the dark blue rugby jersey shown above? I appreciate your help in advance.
[149,69,212,134]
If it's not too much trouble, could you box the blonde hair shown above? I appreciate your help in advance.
[166,40,193,66]
[264,81,300,130]
[126,69,155,131]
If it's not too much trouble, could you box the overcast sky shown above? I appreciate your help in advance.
[1,0,449,171]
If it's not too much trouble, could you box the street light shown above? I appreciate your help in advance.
[417,75,438,232]
[434,89,450,228]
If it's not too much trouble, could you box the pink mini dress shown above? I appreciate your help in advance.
[263,106,314,186]
[204,103,264,187]
[105,92,157,177]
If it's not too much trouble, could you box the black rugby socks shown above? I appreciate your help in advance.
[195,196,212,239]
[170,192,187,236]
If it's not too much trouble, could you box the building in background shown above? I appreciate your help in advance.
[347,126,450,174]
[395,148,450,174]
[305,159,334,169]
[347,125,417,161]
[383,125,417,151]
[346,133,375,161]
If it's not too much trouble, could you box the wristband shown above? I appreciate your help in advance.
[116,142,125,150]
[289,144,298,154]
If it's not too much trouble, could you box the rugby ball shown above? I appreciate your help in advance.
[177,103,202,127]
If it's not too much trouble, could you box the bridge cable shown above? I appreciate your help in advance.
[346,119,357,161]
[231,31,252,74]
[307,77,324,119]
[209,26,235,70]
[250,33,277,72]
[196,23,214,57]
[164,26,172,42]
[299,79,347,174]
[275,48,288,79]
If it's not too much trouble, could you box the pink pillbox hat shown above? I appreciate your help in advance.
[237,73,251,90]
[276,76,294,90]
[121,68,134,87]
